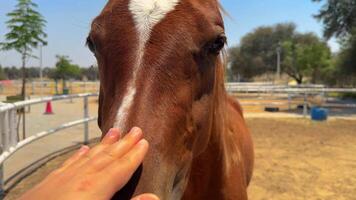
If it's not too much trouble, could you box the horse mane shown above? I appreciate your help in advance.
[212,50,242,175]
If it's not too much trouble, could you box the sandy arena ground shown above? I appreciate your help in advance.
[4,117,356,200]
[248,118,356,200]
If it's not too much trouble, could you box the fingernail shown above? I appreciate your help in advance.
[107,128,119,138]
[132,194,159,200]
[137,139,148,148]
[78,145,90,155]
[130,127,142,136]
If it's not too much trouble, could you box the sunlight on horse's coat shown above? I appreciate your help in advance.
[114,0,180,131]
[94,0,254,199]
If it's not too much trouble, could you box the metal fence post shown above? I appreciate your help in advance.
[0,111,6,199]
[84,81,87,93]
[31,82,35,95]
[1,112,9,152]
[22,111,26,140]
[83,96,89,145]
[9,109,18,146]
[303,92,308,117]
[288,91,292,111]
[27,96,31,113]
[0,159,4,199]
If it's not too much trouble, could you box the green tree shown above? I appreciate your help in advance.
[334,29,356,85]
[4,66,21,79]
[0,0,47,98]
[313,0,356,86]
[26,67,40,79]
[227,47,248,81]
[81,65,99,81]
[229,23,297,80]
[282,33,332,84]
[52,55,81,91]
[229,23,332,84]
[0,65,7,80]
[313,0,356,39]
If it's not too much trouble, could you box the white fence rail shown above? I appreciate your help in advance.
[226,83,356,93]
[226,82,356,117]
[0,93,99,196]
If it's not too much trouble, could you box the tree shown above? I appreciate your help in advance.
[229,23,297,80]
[313,0,356,39]
[52,55,81,90]
[81,65,99,81]
[0,65,6,80]
[282,33,332,84]
[0,0,47,98]
[333,29,356,85]
[229,23,332,84]
[4,66,21,79]
[313,0,356,86]
[227,47,248,81]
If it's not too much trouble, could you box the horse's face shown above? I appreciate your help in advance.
[89,0,225,199]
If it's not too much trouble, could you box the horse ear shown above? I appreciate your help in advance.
[218,2,233,20]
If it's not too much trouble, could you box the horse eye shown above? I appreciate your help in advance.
[208,34,227,54]
[86,37,96,53]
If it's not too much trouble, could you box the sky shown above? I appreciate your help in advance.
[0,0,339,68]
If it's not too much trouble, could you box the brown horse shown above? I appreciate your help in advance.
[87,0,254,199]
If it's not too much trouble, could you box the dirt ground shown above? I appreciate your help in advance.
[247,118,356,200]
[4,118,356,200]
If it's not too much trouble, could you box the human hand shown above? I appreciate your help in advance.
[18,128,159,200]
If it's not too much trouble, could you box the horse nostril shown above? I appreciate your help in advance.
[173,173,182,190]
[172,165,188,191]
[172,166,190,200]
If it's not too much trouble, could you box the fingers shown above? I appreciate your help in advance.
[52,127,151,200]
[101,128,121,144]
[61,145,90,169]
[85,127,144,172]
[107,127,143,158]
[86,128,121,158]
[64,129,121,172]
[101,139,149,190]
[131,194,160,200]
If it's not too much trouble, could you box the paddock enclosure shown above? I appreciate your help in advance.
[1,83,356,199]
[0,80,99,96]
[3,117,356,200]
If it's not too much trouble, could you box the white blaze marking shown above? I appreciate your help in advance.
[114,0,180,130]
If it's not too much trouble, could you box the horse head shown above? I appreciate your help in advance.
[88,0,226,199]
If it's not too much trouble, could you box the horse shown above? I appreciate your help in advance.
[87,0,254,199]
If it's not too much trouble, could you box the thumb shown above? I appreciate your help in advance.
[131,193,160,200]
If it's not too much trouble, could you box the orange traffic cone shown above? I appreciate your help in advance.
[44,101,54,115]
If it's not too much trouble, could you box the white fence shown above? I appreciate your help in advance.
[226,82,356,93]
[0,80,100,96]
[226,82,356,117]
[0,93,99,196]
